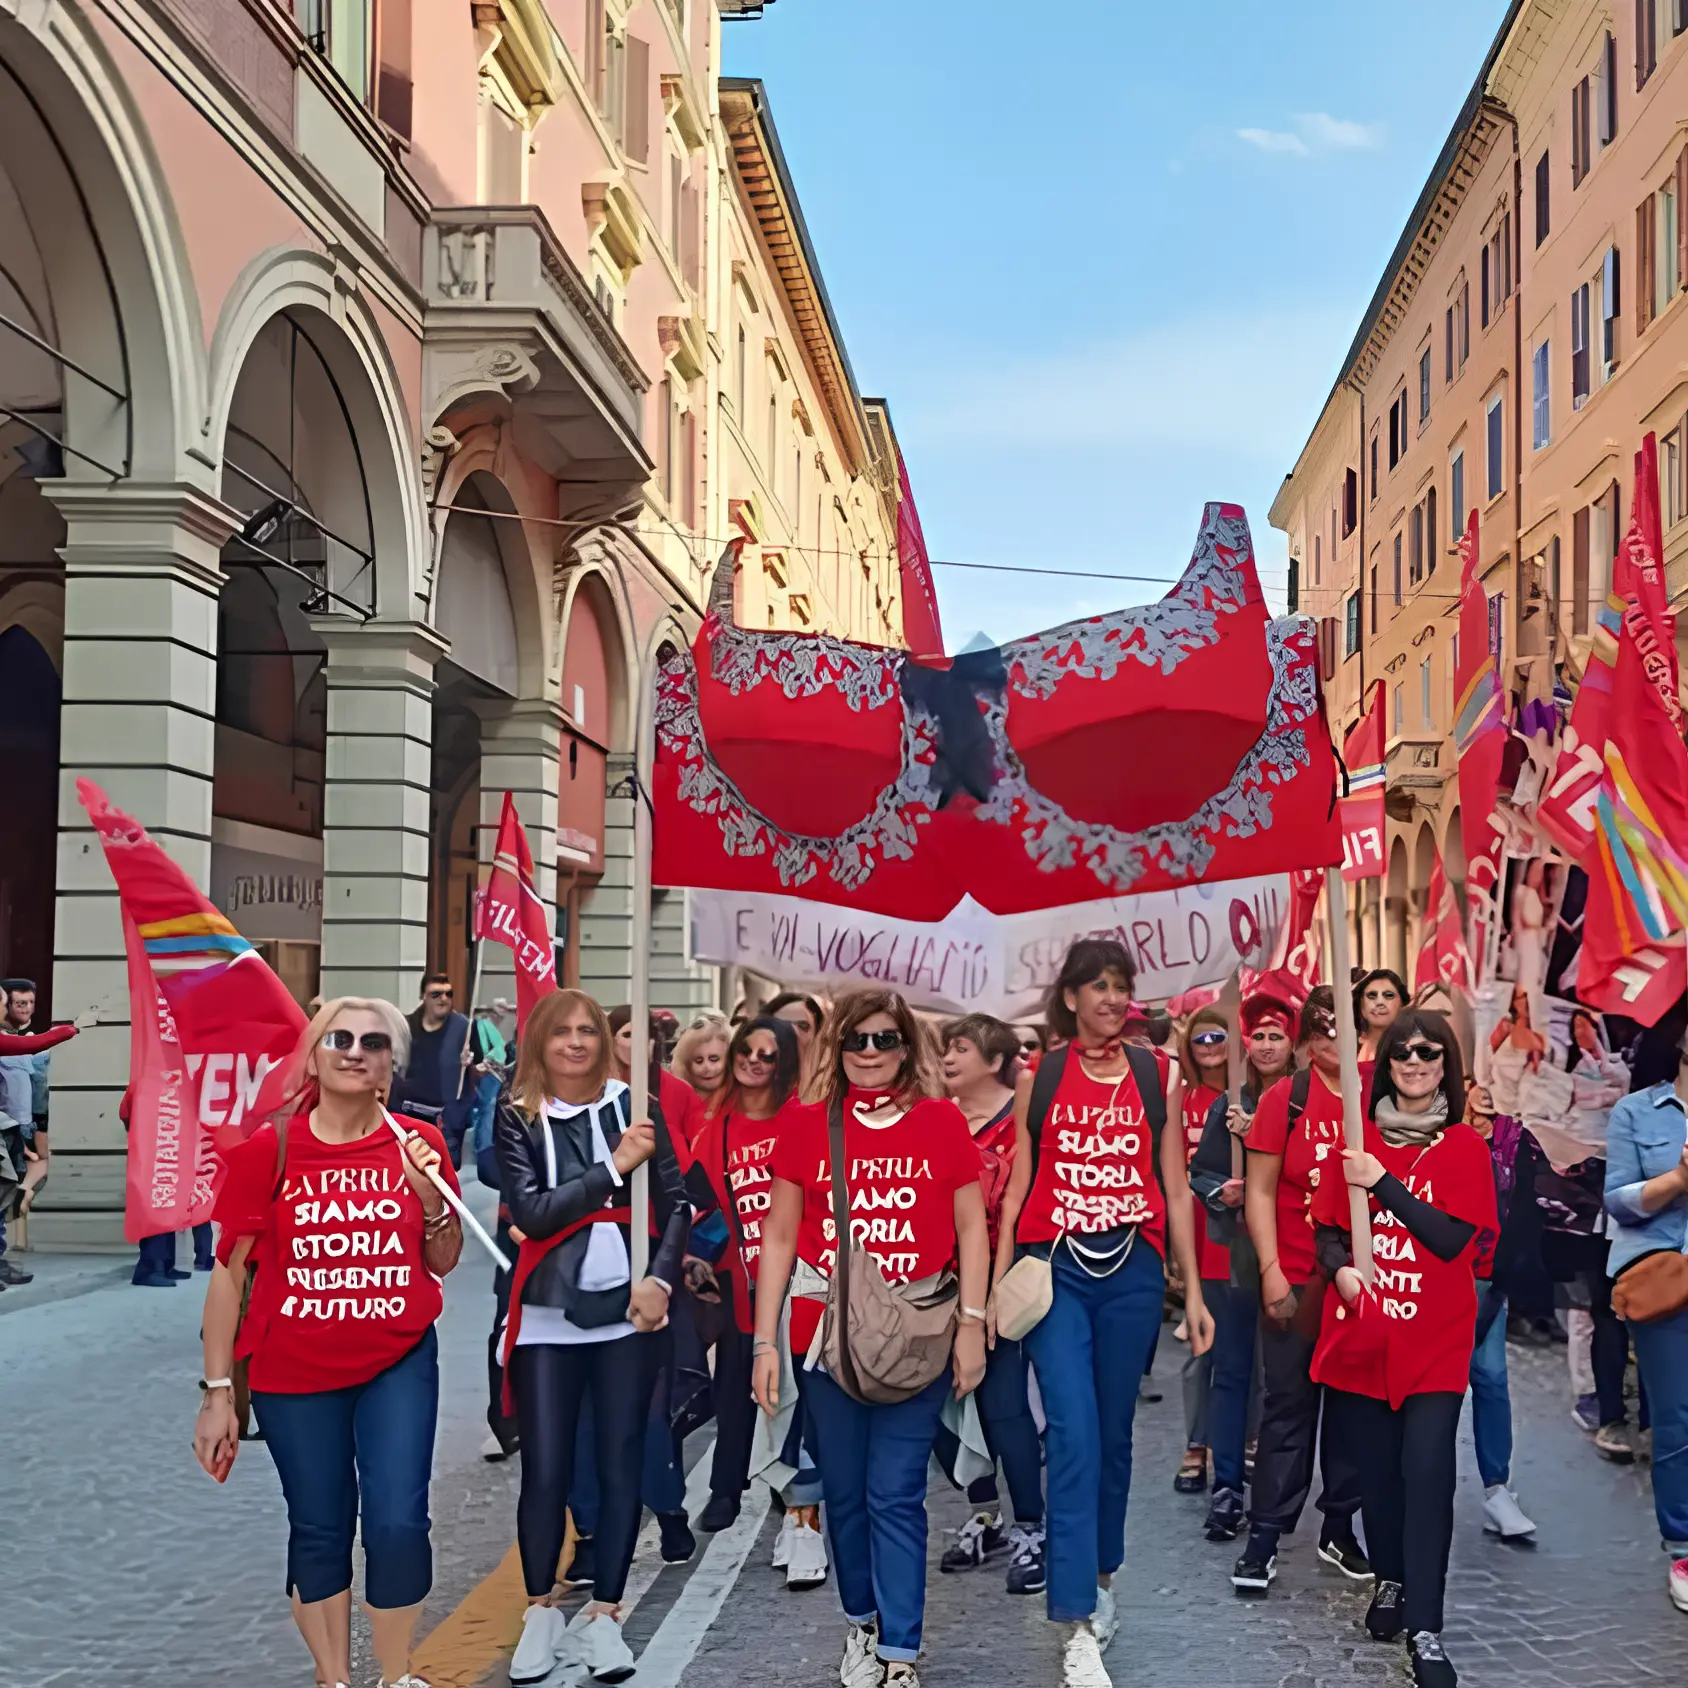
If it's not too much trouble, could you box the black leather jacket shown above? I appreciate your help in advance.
[494,1081,690,1328]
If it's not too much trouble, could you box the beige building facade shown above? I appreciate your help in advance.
[1275,0,1688,976]
[0,0,904,1246]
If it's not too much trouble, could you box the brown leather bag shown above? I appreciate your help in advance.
[819,1096,958,1404]
[1612,1248,1688,1323]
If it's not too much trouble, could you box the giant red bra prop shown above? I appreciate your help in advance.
[654,503,1343,919]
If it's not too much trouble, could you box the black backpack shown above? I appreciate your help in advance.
[1024,1043,1169,1210]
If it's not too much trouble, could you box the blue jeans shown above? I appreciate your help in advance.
[1467,1284,1512,1489]
[972,1336,1045,1524]
[252,1326,439,1607]
[1022,1240,1164,1623]
[1629,1305,1688,1554]
[1201,1276,1258,1494]
[802,1368,949,1663]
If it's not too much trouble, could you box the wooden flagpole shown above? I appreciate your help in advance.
[1323,864,1374,1282]
[628,649,656,1280]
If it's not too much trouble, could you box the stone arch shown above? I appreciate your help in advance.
[1385,833,1410,980]
[559,554,639,754]
[1410,818,1438,977]
[206,248,423,617]
[432,448,549,703]
[0,577,64,672]
[0,7,204,483]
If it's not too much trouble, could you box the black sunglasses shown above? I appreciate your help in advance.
[1191,1030,1227,1046]
[843,1029,905,1053]
[322,1030,393,1054]
[738,1047,778,1066]
[1394,1041,1445,1064]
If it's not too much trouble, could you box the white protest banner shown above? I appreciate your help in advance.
[688,874,1291,1021]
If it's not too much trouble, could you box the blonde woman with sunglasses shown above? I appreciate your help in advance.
[193,997,462,1688]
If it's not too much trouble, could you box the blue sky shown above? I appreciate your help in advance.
[724,0,1509,647]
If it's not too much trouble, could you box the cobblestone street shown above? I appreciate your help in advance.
[4,1203,1680,1688]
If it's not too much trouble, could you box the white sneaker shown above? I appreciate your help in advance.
[1670,1557,1688,1612]
[1061,1623,1113,1688]
[840,1621,879,1688]
[1091,1583,1118,1651]
[884,1666,919,1688]
[773,1509,797,1569]
[569,1608,636,1683]
[379,1678,432,1688]
[510,1604,570,1686]
[787,1519,830,1589]
[1482,1483,1537,1539]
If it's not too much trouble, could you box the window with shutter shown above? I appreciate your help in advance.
[1419,349,1431,423]
[1345,592,1361,657]
[376,0,412,135]
[1459,283,1470,364]
[1393,532,1403,606]
[585,0,607,108]
[1451,450,1465,534]
[1445,306,1454,381]
[1532,340,1551,449]
[623,36,650,161]
[1638,0,1656,85]
[1639,196,1656,331]
[1602,245,1621,370]
[681,183,700,281]
[1370,565,1378,635]
[1343,467,1358,536]
[1410,504,1424,584]
[1536,150,1550,245]
[1427,486,1438,574]
[1661,185,1679,309]
[1421,657,1432,727]
[1677,149,1688,293]
[1487,395,1504,500]
[1572,505,1591,634]
[1313,533,1322,586]
[1572,76,1591,185]
[1572,281,1591,405]
[1481,245,1491,326]
[1600,32,1618,145]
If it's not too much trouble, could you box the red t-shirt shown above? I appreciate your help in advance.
[1246,1069,1347,1285]
[770,1091,980,1355]
[659,1070,704,1170]
[1181,1080,1230,1282]
[213,1112,459,1394]
[690,1099,794,1334]
[1310,1117,1498,1406]
[973,1102,1017,1256]
[1016,1053,1167,1255]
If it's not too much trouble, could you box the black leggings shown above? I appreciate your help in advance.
[1341,1389,1462,1635]
[711,1325,759,1503]
[509,1334,665,1603]
[1249,1316,1362,1534]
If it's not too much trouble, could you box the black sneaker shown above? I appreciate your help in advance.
[1231,1538,1277,1593]
[940,1509,1004,1572]
[1204,1486,1246,1542]
[0,1259,33,1285]
[698,1491,741,1533]
[1408,1630,1458,1687]
[1317,1530,1374,1581]
[658,1511,696,1564]
[1004,1524,1046,1594]
[567,1534,597,1586]
[1365,1580,1405,1642]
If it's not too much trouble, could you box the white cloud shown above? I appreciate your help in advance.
[1238,111,1383,157]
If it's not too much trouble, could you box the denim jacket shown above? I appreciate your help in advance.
[1603,1082,1688,1277]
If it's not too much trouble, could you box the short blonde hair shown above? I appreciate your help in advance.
[275,995,409,1116]
[671,1011,730,1086]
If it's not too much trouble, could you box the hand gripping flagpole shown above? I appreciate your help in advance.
[1323,865,1374,1283]
[381,1107,512,1272]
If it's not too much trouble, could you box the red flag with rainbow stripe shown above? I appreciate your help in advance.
[1414,845,1473,992]
[1451,510,1507,972]
[79,779,306,1241]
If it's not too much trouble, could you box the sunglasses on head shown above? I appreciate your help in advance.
[1394,1041,1444,1064]
[1191,1030,1227,1046]
[843,1029,905,1054]
[321,1030,393,1054]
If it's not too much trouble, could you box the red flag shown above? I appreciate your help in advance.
[477,792,557,1032]
[1339,681,1386,882]
[1240,867,1323,1006]
[79,779,306,1242]
[895,450,945,659]
[1451,510,1507,971]
[1575,437,1688,1023]
[1414,846,1473,992]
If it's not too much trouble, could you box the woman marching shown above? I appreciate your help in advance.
[193,998,462,1688]
[938,1014,1046,1592]
[1354,969,1410,1061]
[1220,988,1368,1591]
[753,987,990,1688]
[1186,993,1298,1545]
[1170,1006,1236,1499]
[1313,1010,1498,1688]
[671,1012,731,1109]
[993,939,1212,1688]
[686,1015,830,1588]
[499,990,690,1686]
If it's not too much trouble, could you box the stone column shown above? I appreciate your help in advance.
[41,482,236,1249]
[313,618,446,1005]
[473,696,563,1011]
[577,750,635,1009]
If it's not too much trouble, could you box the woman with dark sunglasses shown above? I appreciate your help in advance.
[994,940,1211,1688]
[1172,1007,1232,1497]
[1222,988,1367,1593]
[1310,1011,1498,1688]
[753,987,990,1688]
[684,1015,829,1586]
[194,997,461,1688]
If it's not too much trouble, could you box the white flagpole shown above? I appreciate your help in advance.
[1323,865,1375,1283]
[381,1106,512,1271]
[628,648,656,1281]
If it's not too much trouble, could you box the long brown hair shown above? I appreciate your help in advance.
[809,986,941,1108]
[512,989,613,1115]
